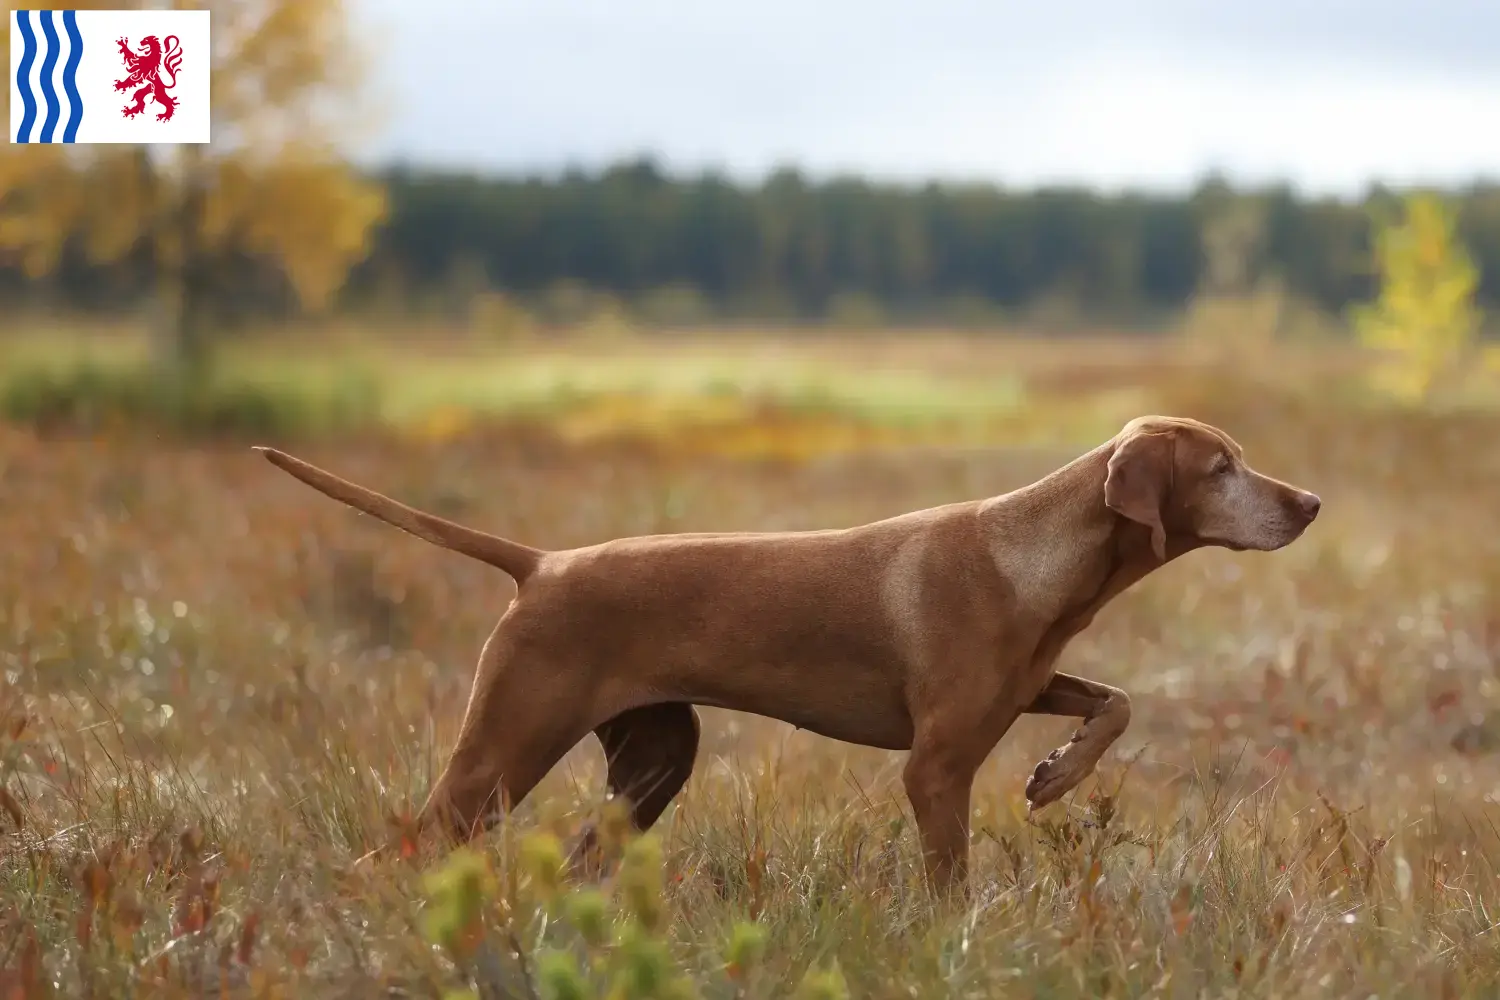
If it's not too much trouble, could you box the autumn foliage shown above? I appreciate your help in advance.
[0,0,386,365]
[1352,191,1487,404]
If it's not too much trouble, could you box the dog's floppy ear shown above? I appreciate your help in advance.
[1104,430,1174,562]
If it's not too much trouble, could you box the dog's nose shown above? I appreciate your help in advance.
[1297,492,1321,520]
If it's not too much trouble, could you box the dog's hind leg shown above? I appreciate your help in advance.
[570,702,701,875]
[415,626,597,841]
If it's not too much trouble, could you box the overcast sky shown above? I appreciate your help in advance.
[350,0,1500,196]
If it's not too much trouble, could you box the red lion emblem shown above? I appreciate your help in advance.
[113,34,184,122]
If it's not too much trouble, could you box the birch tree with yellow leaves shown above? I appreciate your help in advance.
[1351,191,1485,405]
[0,0,387,370]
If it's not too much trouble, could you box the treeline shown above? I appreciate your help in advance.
[350,161,1500,325]
[13,158,1500,327]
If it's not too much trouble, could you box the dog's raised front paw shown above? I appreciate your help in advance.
[1025,746,1082,811]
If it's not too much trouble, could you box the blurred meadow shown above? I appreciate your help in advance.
[7,3,1500,999]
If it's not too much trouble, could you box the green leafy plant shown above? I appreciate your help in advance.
[419,822,782,999]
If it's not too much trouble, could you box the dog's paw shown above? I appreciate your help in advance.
[1025,746,1082,811]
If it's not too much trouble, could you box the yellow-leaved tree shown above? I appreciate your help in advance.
[1350,191,1484,405]
[0,0,387,370]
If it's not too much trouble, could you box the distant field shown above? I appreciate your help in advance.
[0,323,1383,452]
[3,324,1500,997]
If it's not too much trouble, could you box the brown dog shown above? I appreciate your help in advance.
[254,415,1319,893]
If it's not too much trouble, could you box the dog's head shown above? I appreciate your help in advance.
[1103,415,1320,562]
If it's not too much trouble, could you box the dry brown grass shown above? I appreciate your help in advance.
[3,334,1500,998]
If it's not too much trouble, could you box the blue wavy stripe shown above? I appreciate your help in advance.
[14,11,38,143]
[37,11,61,143]
[61,11,83,143]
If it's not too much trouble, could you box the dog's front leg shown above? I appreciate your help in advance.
[902,741,976,896]
[903,699,1010,898]
[901,651,1022,898]
[1021,672,1132,811]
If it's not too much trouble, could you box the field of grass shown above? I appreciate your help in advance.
[4,328,1500,998]
[0,325,1374,451]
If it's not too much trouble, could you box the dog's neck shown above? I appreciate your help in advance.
[977,441,1174,628]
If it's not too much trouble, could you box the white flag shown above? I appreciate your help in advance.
[11,8,210,144]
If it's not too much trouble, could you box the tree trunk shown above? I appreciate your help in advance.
[145,146,214,376]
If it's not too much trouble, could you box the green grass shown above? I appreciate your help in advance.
[0,330,1063,448]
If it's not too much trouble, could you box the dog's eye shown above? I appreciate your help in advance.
[1213,457,1232,476]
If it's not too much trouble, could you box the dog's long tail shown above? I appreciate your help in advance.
[253,447,543,583]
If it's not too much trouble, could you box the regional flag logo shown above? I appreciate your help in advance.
[11,9,210,144]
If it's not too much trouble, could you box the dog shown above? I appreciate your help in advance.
[254,414,1319,894]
